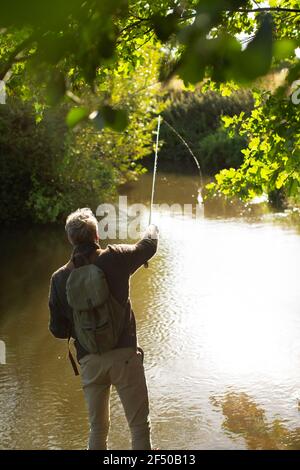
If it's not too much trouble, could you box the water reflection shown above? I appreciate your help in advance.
[211,391,300,450]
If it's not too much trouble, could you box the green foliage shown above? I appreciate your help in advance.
[0,45,165,224]
[207,88,300,201]
[0,1,299,117]
[0,1,299,207]
[0,99,68,224]
[158,88,253,174]
[236,14,273,82]
[66,107,89,128]
[0,99,124,224]
[199,128,247,174]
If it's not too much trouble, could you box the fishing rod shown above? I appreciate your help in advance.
[148,115,161,226]
[144,115,161,269]
[144,114,203,268]
[148,115,203,225]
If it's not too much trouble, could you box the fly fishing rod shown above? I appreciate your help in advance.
[149,115,161,226]
[144,114,203,268]
[144,115,161,268]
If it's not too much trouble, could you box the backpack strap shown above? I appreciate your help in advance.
[67,332,79,376]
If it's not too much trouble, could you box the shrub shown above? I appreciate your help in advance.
[199,128,247,174]
[156,89,253,175]
[0,99,116,225]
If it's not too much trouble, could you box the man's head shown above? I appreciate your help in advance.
[65,208,99,246]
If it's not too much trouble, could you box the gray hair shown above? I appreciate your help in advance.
[65,208,98,246]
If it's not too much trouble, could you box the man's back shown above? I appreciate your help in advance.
[49,233,158,362]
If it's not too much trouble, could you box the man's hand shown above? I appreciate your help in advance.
[144,224,159,240]
[143,225,159,269]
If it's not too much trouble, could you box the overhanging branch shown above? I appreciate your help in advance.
[0,33,37,80]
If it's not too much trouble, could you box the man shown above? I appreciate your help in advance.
[48,207,158,450]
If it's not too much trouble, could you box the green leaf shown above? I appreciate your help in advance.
[66,107,89,128]
[236,14,273,82]
[249,137,260,151]
[177,50,205,85]
[288,178,299,197]
[274,39,296,60]
[275,171,288,189]
[152,14,178,42]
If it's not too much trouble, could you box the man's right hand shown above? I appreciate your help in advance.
[145,224,159,240]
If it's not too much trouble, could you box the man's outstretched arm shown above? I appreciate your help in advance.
[121,224,159,275]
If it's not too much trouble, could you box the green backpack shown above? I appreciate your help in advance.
[66,264,126,354]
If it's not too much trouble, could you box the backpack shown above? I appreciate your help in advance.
[66,264,126,355]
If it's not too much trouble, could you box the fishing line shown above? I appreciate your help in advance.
[163,118,204,190]
[144,115,203,268]
[148,115,203,225]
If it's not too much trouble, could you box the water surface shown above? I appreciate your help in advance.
[0,173,299,449]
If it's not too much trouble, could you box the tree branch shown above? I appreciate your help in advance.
[119,6,300,39]
[0,33,37,80]
[232,7,300,13]
[0,5,299,82]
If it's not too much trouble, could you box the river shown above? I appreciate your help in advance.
[0,173,300,450]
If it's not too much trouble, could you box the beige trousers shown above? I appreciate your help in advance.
[80,347,152,450]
